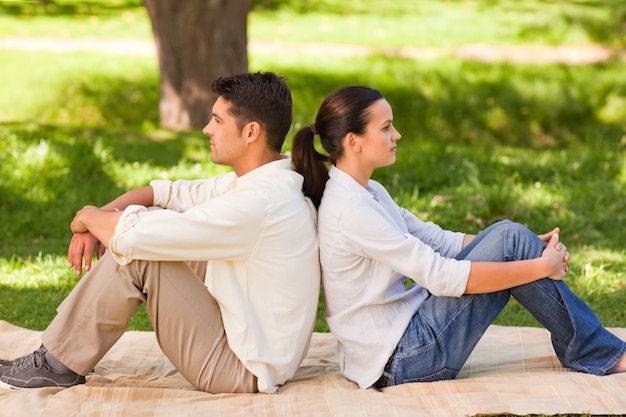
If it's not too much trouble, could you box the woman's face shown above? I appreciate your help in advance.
[355,99,401,170]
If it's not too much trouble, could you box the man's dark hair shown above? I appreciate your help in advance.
[211,71,292,153]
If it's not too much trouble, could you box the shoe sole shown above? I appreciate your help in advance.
[0,378,83,390]
[0,380,19,390]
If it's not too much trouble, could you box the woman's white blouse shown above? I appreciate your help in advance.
[318,166,471,388]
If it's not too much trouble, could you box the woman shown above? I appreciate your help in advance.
[291,86,626,389]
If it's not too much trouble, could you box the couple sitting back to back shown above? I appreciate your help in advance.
[2,72,624,393]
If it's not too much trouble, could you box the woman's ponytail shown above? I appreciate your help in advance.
[292,126,330,209]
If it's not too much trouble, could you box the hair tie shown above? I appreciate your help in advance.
[310,124,318,135]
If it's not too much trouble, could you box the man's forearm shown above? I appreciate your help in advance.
[100,186,154,212]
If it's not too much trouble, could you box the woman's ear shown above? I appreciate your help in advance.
[346,133,362,153]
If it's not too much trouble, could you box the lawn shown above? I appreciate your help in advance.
[0,1,624,338]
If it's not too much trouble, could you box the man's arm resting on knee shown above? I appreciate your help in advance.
[68,207,122,275]
[71,206,122,249]
[68,186,154,275]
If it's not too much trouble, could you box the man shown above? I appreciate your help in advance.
[0,72,320,394]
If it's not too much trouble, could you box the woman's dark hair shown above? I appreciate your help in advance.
[292,86,384,208]
[211,71,292,153]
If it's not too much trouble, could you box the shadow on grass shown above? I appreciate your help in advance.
[37,71,161,130]
[286,57,626,149]
[0,122,206,258]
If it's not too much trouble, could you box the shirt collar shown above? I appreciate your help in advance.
[328,165,377,201]
[236,157,292,182]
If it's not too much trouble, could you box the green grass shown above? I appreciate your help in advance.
[0,1,625,338]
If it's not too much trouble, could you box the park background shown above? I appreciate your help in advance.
[0,0,625,336]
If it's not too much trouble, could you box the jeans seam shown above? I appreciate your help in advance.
[527,280,567,310]
[421,296,474,340]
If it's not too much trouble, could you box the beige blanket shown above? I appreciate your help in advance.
[1,320,625,416]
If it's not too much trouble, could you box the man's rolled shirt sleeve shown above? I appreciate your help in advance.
[108,187,266,265]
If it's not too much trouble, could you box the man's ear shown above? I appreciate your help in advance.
[346,133,362,153]
[243,121,262,144]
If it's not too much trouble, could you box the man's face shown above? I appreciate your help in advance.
[202,97,247,167]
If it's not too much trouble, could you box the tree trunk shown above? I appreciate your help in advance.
[144,0,251,130]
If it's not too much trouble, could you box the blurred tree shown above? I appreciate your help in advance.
[144,0,251,130]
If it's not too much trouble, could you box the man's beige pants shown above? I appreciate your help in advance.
[41,252,257,393]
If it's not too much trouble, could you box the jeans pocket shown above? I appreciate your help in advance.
[390,339,461,385]
[402,368,457,383]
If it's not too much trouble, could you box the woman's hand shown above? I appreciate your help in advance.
[541,233,570,280]
[538,227,560,246]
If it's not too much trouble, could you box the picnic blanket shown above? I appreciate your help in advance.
[1,320,625,416]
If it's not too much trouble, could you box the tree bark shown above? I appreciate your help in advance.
[144,0,251,130]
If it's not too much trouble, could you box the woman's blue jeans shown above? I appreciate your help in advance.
[380,220,626,386]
